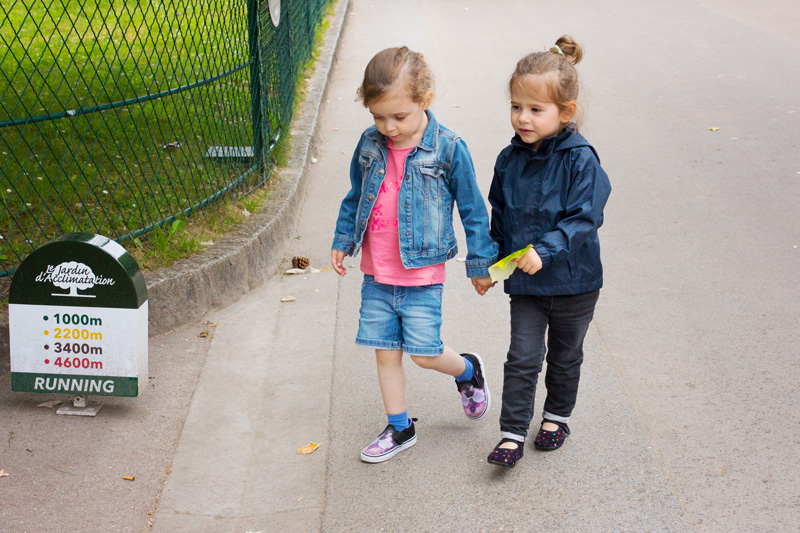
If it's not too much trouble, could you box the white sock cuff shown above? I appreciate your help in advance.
[500,431,526,443]
[542,411,570,424]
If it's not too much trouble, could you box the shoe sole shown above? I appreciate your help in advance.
[463,352,491,421]
[487,457,516,468]
[360,435,417,463]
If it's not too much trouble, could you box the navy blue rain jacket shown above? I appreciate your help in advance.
[488,128,611,295]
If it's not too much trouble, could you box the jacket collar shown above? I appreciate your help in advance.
[364,110,438,152]
[510,124,584,157]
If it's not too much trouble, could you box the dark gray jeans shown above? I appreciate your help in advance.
[499,290,599,441]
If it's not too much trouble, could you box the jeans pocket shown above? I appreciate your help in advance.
[417,283,444,301]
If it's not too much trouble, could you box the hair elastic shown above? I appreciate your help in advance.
[552,45,566,56]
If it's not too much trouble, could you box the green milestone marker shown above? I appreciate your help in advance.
[9,234,148,413]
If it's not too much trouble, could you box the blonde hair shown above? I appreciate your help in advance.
[357,46,434,106]
[510,35,584,125]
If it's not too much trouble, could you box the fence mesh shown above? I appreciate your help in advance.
[0,0,330,296]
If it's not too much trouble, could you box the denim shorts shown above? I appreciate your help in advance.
[356,275,444,356]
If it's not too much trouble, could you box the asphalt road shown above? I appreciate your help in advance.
[302,0,799,531]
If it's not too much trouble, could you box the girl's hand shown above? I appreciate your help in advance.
[471,276,495,296]
[514,247,543,275]
[331,249,347,276]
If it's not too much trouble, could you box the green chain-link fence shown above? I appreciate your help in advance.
[0,0,330,297]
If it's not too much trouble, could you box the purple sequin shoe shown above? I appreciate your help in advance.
[487,438,524,468]
[360,420,417,463]
[456,353,491,420]
[533,420,570,451]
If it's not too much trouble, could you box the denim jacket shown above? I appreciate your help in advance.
[332,111,498,278]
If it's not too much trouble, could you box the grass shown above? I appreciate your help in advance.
[0,0,332,297]
[127,184,273,271]
[0,0,256,268]
[128,0,336,271]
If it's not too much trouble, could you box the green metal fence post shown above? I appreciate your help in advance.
[247,0,263,161]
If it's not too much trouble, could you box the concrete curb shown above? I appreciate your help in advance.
[0,0,350,372]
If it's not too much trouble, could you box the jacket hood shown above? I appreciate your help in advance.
[510,126,599,161]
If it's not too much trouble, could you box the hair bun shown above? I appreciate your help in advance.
[551,35,583,65]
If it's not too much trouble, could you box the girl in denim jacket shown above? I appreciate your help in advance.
[486,36,611,467]
[331,47,498,463]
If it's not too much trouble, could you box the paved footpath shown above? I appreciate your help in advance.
[161,0,691,531]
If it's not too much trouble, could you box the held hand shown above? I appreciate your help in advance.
[470,278,486,296]
[471,276,495,296]
[513,248,543,275]
[331,249,347,277]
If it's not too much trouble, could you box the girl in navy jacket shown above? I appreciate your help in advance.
[486,36,611,467]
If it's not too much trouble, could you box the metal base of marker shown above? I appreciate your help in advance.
[56,395,103,417]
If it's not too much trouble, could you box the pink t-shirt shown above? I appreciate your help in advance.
[360,142,446,286]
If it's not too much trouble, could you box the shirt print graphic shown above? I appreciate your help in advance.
[370,179,401,232]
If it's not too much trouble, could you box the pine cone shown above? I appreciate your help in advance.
[292,256,310,269]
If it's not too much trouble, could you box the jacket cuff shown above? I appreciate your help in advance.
[465,256,497,278]
[331,235,356,256]
[533,244,552,269]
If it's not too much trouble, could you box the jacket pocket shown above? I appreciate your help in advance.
[359,153,376,168]
[359,153,376,187]
[418,165,446,199]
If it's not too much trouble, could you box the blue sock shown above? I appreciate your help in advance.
[455,355,474,383]
[388,411,410,431]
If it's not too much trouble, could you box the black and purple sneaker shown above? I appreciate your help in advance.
[360,420,417,463]
[456,353,490,420]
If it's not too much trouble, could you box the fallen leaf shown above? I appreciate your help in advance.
[281,296,296,302]
[297,442,320,454]
[37,400,62,408]
[708,126,720,131]
[197,331,209,338]
[0,469,9,478]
